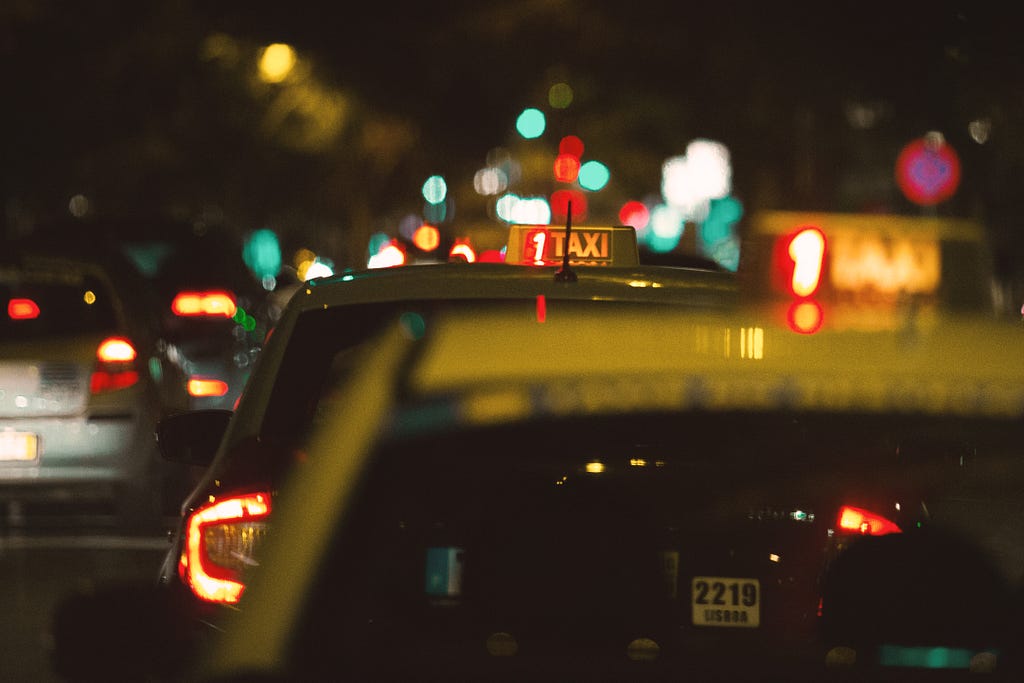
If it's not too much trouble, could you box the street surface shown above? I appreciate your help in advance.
[0,503,171,682]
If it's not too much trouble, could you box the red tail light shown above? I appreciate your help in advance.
[187,377,229,398]
[90,336,140,393]
[171,290,237,318]
[8,298,41,320]
[836,505,901,536]
[449,239,476,263]
[180,492,271,604]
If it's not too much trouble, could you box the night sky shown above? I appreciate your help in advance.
[4,2,1024,280]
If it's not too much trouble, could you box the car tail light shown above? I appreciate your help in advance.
[90,336,140,393]
[180,492,271,604]
[8,298,41,320]
[187,377,229,398]
[836,505,901,536]
[171,290,237,318]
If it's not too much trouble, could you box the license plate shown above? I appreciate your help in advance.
[691,576,760,627]
[0,431,39,461]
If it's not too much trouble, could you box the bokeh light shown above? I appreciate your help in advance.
[661,139,732,223]
[578,160,610,191]
[473,167,508,195]
[550,189,587,222]
[422,175,447,204]
[243,228,282,279]
[619,200,650,230]
[398,213,422,240]
[553,154,581,183]
[302,259,334,280]
[495,193,520,223]
[968,118,991,144]
[516,108,546,139]
[548,82,574,109]
[258,43,296,83]
[649,204,684,240]
[497,194,552,224]
[368,240,406,269]
[68,194,90,218]
[449,239,476,262]
[559,135,584,158]
[412,224,441,252]
[423,200,447,224]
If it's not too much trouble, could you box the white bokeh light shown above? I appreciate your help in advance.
[473,167,508,196]
[661,139,732,223]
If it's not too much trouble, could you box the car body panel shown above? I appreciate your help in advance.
[0,242,189,517]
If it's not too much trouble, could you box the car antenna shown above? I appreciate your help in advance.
[554,201,578,282]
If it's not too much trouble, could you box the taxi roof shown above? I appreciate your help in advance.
[405,303,1024,420]
[290,261,738,315]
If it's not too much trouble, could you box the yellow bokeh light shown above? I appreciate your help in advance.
[259,43,297,83]
[83,290,96,305]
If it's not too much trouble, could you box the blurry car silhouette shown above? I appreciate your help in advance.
[0,238,190,528]
[47,223,1024,681]
[30,215,271,412]
[151,223,739,612]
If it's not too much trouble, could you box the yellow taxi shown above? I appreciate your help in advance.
[51,213,1024,680]
[152,222,737,604]
[194,292,1024,680]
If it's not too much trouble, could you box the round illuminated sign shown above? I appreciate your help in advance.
[895,137,961,206]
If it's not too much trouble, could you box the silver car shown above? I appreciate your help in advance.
[0,243,189,529]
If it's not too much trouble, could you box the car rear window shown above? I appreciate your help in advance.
[282,409,1024,679]
[0,268,120,341]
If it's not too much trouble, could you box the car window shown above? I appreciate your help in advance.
[280,409,1024,679]
[0,267,119,341]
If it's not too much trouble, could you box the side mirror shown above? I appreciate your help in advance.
[157,410,232,466]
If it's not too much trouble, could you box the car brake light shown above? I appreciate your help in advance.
[8,298,41,320]
[180,492,271,604]
[188,377,229,397]
[836,505,901,536]
[171,290,237,318]
[90,336,140,393]
[449,239,477,263]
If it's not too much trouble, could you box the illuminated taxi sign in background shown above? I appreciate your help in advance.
[505,224,639,267]
[751,211,990,305]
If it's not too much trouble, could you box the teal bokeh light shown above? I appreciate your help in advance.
[423,200,447,224]
[422,175,447,205]
[644,230,682,253]
[368,232,391,257]
[243,228,282,279]
[700,196,744,245]
[516,108,546,139]
[578,161,610,191]
[399,311,427,340]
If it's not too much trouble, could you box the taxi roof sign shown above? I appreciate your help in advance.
[504,224,639,267]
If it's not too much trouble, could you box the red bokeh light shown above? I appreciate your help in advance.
[550,189,587,223]
[559,135,584,159]
[553,154,581,183]
[618,201,650,229]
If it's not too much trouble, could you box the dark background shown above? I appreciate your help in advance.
[4,1,1023,288]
